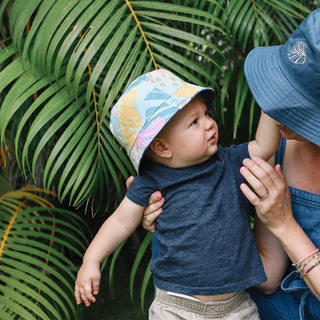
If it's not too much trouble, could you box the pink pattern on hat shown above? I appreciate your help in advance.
[132,117,166,152]
[130,117,168,170]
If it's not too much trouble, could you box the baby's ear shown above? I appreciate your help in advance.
[149,138,172,158]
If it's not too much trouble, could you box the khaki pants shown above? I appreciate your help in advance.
[149,289,260,320]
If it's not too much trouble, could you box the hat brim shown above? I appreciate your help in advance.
[244,45,320,146]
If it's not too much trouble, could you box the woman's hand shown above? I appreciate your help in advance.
[142,191,164,232]
[239,157,293,234]
[240,157,320,299]
[126,176,164,233]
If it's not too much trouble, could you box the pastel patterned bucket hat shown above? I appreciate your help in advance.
[110,69,214,172]
[244,9,320,146]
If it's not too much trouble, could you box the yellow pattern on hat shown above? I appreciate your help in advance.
[118,86,141,149]
[173,83,200,97]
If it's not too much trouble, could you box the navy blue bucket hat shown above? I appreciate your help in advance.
[244,9,320,146]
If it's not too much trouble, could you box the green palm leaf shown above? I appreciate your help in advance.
[1,0,311,209]
[0,1,317,318]
[0,0,233,209]
[0,187,90,319]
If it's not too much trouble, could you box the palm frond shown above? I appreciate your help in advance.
[0,186,90,319]
[0,0,232,210]
[0,1,318,318]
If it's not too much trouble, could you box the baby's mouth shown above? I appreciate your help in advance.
[208,133,216,143]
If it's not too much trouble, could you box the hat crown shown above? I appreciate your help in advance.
[280,9,320,107]
[244,9,320,146]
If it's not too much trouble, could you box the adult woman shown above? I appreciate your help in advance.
[238,8,320,320]
[137,9,320,320]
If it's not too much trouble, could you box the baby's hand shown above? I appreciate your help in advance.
[74,262,101,307]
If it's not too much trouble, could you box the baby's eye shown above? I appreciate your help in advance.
[191,119,198,126]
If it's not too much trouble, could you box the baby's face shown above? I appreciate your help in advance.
[162,95,219,167]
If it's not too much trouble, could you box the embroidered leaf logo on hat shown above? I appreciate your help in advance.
[288,41,307,64]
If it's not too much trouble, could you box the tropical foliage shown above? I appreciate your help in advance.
[0,0,318,319]
[0,185,90,319]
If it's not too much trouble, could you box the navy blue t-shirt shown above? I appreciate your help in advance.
[126,143,266,295]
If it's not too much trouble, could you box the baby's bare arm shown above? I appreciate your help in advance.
[75,197,144,306]
[248,111,281,161]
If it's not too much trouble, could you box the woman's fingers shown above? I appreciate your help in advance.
[240,157,285,196]
[240,165,268,199]
[142,216,156,232]
[142,191,164,232]
[126,176,135,190]
[246,157,285,189]
[240,158,272,200]
[239,182,261,206]
[144,191,164,215]
[240,157,286,209]
[240,157,292,231]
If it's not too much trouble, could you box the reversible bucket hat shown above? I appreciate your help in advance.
[110,69,214,172]
[244,9,320,146]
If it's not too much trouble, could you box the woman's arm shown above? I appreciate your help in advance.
[253,216,289,293]
[240,157,320,299]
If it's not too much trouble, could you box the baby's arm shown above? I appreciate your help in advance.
[74,196,144,306]
[248,111,281,161]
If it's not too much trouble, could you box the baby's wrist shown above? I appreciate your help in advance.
[82,254,102,267]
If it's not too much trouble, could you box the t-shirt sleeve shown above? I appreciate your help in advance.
[225,142,253,215]
[126,175,157,208]
[224,142,250,167]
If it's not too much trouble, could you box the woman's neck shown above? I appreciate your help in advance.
[283,139,320,194]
